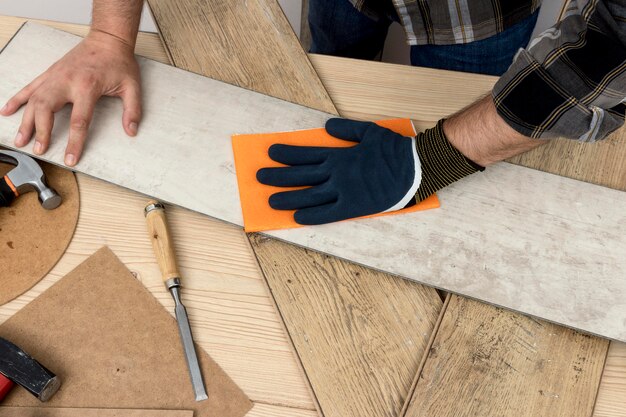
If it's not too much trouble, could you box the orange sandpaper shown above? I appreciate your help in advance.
[232,119,440,232]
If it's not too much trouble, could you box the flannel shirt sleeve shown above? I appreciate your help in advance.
[492,0,626,142]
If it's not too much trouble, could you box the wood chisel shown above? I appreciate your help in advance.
[144,201,208,402]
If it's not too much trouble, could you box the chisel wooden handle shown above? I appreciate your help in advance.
[145,200,181,284]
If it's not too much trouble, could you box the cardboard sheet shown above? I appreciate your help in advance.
[0,408,193,417]
[0,247,252,417]
[232,119,440,232]
[0,160,79,305]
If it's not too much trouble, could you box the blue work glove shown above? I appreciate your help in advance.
[256,118,420,225]
[257,118,483,225]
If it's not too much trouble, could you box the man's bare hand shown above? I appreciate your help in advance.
[0,30,142,166]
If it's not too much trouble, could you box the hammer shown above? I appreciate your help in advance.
[0,150,62,210]
[0,336,61,402]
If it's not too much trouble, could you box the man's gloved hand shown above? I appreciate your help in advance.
[257,118,484,225]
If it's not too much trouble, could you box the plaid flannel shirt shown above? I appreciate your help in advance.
[352,0,626,141]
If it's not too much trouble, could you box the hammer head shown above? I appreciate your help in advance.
[0,337,61,402]
[0,150,62,210]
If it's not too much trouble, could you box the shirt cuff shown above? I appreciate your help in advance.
[492,49,625,142]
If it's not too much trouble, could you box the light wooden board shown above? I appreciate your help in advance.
[146,0,336,114]
[403,296,609,417]
[2,23,626,343]
[0,22,333,227]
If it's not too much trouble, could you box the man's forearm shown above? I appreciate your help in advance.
[91,0,144,46]
[443,96,544,167]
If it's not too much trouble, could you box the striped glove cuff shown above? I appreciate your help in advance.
[414,119,484,202]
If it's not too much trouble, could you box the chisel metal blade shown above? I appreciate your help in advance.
[171,286,208,402]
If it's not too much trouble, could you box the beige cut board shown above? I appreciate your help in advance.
[0,246,252,417]
[0,408,193,417]
[0,22,625,342]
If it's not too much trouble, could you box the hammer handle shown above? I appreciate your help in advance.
[145,201,181,283]
[0,176,17,207]
[0,374,14,401]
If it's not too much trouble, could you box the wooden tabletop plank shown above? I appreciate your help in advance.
[250,234,442,417]
[146,0,337,114]
[593,342,626,417]
[403,296,609,417]
[145,3,447,417]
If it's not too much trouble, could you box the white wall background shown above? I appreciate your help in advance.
[0,0,561,66]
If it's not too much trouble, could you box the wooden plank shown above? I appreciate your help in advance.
[403,296,609,417]
[250,234,442,417]
[593,342,626,417]
[145,3,445,417]
[0,22,332,227]
[248,403,319,417]
[5,20,624,345]
[146,0,336,114]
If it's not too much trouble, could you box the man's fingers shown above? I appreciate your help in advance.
[33,102,56,155]
[65,97,97,166]
[120,81,142,136]
[15,103,36,147]
[0,74,47,116]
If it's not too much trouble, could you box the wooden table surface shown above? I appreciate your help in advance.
[0,14,623,417]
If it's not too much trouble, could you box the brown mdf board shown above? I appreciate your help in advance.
[0,408,193,417]
[0,247,252,417]
[0,160,79,305]
[147,4,446,417]
[402,296,609,417]
[146,0,336,114]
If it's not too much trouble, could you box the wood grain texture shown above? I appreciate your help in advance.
[146,4,446,417]
[404,296,609,417]
[251,233,442,417]
[147,0,337,114]
[0,15,623,416]
[593,342,626,417]
[309,54,626,415]
[248,403,319,417]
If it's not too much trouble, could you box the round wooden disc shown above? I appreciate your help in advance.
[0,160,79,305]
